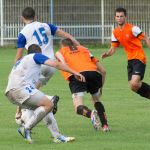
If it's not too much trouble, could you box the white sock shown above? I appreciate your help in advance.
[24,106,47,130]
[43,112,61,138]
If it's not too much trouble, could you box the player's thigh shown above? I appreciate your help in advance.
[69,75,87,94]
[6,88,31,107]
[86,72,102,94]
[23,90,46,110]
[127,59,146,81]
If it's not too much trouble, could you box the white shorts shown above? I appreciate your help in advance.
[39,65,56,86]
[6,85,45,110]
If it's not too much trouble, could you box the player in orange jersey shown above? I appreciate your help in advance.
[101,7,150,99]
[55,38,109,132]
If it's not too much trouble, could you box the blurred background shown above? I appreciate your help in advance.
[0,0,150,46]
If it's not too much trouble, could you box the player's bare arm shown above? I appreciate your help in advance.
[142,35,150,49]
[96,62,106,87]
[15,48,24,62]
[44,59,85,82]
[55,51,65,63]
[101,47,117,59]
[55,29,80,46]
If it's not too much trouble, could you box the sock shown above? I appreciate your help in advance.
[94,101,108,126]
[137,82,150,99]
[24,106,47,130]
[43,112,61,138]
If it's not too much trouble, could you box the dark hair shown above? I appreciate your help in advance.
[115,7,127,16]
[22,7,35,20]
[61,38,77,51]
[28,44,41,54]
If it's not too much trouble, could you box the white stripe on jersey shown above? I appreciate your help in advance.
[132,26,142,37]
[111,32,118,42]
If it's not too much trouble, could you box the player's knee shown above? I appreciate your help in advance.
[129,81,140,92]
[43,99,54,112]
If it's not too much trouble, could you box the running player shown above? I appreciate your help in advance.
[101,7,150,99]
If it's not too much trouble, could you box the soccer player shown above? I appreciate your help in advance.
[15,6,80,141]
[55,38,109,132]
[15,7,80,88]
[5,44,85,144]
[101,7,150,99]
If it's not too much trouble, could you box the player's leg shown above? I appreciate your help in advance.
[43,95,75,143]
[18,91,55,143]
[87,71,109,131]
[69,75,92,118]
[72,92,91,118]
[43,112,75,143]
[91,90,109,132]
[69,75,100,130]
[128,59,150,99]
[72,92,100,130]
[15,95,58,125]
[6,88,52,143]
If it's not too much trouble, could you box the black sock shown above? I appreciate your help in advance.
[137,82,150,99]
[94,101,108,126]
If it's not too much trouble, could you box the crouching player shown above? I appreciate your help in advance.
[5,44,85,143]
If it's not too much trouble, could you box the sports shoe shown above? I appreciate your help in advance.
[18,126,33,144]
[52,95,59,115]
[102,124,110,132]
[53,135,75,143]
[90,110,101,130]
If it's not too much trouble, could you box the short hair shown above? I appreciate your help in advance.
[28,44,41,54]
[115,7,127,16]
[22,7,35,20]
[61,38,77,51]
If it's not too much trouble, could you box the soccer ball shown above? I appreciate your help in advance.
[21,109,34,124]
[15,117,22,125]
[15,109,34,125]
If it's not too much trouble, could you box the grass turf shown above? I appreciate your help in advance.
[0,46,150,150]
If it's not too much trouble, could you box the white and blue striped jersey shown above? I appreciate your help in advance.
[5,53,49,93]
[17,21,58,59]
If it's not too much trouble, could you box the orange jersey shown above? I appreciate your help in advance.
[111,23,146,64]
[58,46,98,80]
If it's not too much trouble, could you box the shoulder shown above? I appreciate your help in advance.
[33,53,49,64]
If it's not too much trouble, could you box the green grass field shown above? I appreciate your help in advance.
[1,46,150,150]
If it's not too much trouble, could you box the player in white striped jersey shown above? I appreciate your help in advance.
[5,44,85,143]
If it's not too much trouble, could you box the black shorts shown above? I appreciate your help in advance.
[127,59,146,81]
[69,71,102,94]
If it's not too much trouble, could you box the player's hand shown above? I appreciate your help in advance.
[101,52,109,59]
[74,73,86,82]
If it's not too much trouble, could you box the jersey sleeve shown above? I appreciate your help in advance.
[17,33,26,48]
[33,53,49,64]
[47,24,58,35]
[111,32,120,47]
[132,26,145,40]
